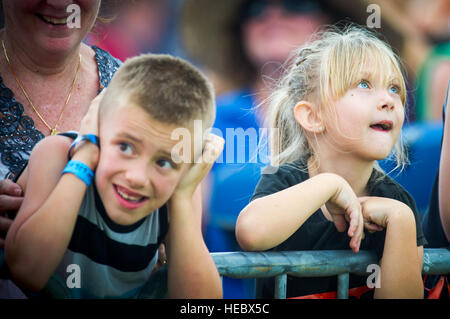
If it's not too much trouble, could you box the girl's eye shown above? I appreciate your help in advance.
[357,80,370,89]
[389,85,400,95]
[119,142,134,156]
[156,159,174,170]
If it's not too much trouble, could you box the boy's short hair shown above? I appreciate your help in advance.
[100,54,216,129]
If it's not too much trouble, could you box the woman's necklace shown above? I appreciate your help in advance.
[1,40,81,135]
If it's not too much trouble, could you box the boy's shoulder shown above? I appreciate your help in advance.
[30,134,74,159]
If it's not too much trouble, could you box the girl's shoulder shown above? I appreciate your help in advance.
[252,159,309,201]
[369,171,417,211]
[260,159,309,181]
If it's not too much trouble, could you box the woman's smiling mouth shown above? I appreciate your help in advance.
[37,14,69,26]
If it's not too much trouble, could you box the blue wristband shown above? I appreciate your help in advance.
[68,134,100,160]
[62,160,94,186]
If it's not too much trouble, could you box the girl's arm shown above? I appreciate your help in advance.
[165,134,224,298]
[359,197,423,299]
[5,136,99,291]
[235,173,364,252]
[439,99,450,241]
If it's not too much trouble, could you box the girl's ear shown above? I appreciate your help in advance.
[293,101,324,134]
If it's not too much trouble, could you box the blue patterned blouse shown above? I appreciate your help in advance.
[0,46,121,180]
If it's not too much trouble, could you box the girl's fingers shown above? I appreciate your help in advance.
[348,204,363,253]
[364,221,384,232]
[331,214,347,233]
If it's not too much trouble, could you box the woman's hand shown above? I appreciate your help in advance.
[0,180,23,248]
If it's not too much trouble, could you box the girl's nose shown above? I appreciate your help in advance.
[377,90,396,111]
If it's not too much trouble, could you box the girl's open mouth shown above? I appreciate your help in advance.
[370,120,393,132]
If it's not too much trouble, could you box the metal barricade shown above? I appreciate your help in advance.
[211,248,450,299]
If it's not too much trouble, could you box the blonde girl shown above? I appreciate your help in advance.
[236,25,426,299]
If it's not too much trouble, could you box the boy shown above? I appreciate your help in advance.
[5,54,224,298]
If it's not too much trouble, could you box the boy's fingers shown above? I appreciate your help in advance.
[158,243,167,264]
[180,135,224,190]
[202,134,224,164]
[93,89,107,103]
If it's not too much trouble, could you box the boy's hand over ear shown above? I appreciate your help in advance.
[79,90,105,136]
[172,133,224,201]
[72,91,105,169]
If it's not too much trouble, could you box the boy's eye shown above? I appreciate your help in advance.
[119,142,134,156]
[357,80,370,89]
[156,159,174,170]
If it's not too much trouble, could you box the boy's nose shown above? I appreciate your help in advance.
[124,164,150,189]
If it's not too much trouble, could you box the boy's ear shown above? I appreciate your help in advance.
[293,101,324,133]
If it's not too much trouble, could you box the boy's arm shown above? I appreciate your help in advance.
[439,96,450,241]
[235,173,364,253]
[6,92,102,291]
[359,197,423,299]
[5,136,98,291]
[165,134,223,298]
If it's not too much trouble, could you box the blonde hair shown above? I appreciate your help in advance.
[100,53,216,129]
[267,25,408,173]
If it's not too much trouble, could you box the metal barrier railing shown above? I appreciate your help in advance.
[211,248,450,299]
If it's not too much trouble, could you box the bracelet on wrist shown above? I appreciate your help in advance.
[68,134,100,160]
[62,160,94,186]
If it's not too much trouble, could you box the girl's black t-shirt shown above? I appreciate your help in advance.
[250,161,427,298]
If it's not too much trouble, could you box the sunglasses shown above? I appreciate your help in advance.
[242,0,322,19]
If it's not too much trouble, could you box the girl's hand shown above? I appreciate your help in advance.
[358,196,411,230]
[172,133,224,202]
[326,176,364,253]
